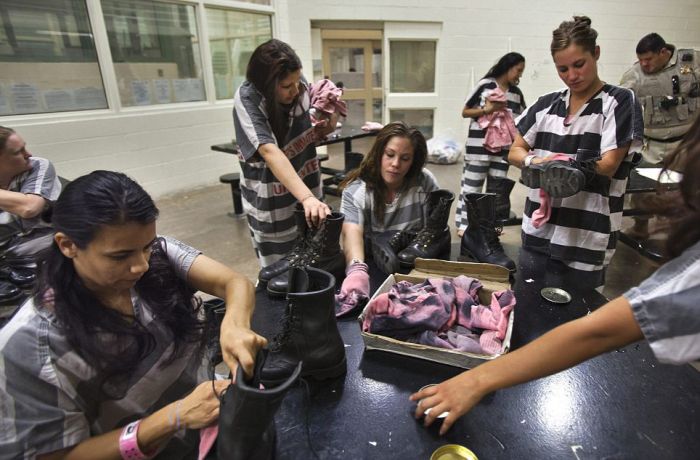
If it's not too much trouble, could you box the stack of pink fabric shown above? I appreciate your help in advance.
[308,79,347,126]
[477,87,517,153]
[362,275,515,355]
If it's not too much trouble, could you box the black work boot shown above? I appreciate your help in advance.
[216,349,302,460]
[460,193,516,272]
[520,160,585,198]
[258,205,308,286]
[0,280,22,304]
[369,230,416,275]
[261,267,346,386]
[486,176,516,224]
[397,190,455,268]
[266,213,345,297]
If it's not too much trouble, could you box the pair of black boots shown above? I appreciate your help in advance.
[0,263,36,304]
[258,206,345,297]
[210,266,346,459]
[371,189,455,274]
[460,193,516,272]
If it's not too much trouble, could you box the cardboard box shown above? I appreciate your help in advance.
[359,258,514,369]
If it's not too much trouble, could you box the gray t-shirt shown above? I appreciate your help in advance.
[0,156,61,241]
[624,239,700,365]
[340,169,439,234]
[0,237,204,459]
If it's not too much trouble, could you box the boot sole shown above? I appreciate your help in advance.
[460,247,516,272]
[541,163,585,198]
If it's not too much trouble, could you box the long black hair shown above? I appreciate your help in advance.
[483,52,525,80]
[37,171,205,396]
[246,39,304,144]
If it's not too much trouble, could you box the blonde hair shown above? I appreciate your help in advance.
[551,16,598,56]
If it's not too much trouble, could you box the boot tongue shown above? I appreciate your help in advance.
[287,267,309,294]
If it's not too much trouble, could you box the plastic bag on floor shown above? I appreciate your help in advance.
[427,133,462,164]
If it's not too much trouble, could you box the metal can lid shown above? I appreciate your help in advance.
[540,287,572,304]
[418,384,449,418]
[430,444,478,460]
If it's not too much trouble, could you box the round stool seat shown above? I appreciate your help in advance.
[219,172,240,184]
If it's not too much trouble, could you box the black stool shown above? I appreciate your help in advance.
[219,173,244,217]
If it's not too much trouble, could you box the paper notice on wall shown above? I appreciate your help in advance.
[74,87,107,110]
[153,79,172,104]
[10,83,43,114]
[0,85,10,115]
[187,78,204,101]
[43,89,76,112]
[172,79,190,102]
[131,80,152,106]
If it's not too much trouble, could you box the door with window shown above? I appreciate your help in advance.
[322,33,382,130]
[383,22,440,138]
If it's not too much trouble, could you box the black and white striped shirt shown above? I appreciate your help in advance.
[464,78,526,161]
[516,84,643,271]
[233,79,322,265]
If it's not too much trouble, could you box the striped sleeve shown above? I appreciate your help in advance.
[464,80,494,108]
[516,91,561,148]
[420,168,440,192]
[340,181,366,226]
[601,87,644,155]
[161,236,201,281]
[624,242,700,365]
[233,82,277,160]
[19,157,61,201]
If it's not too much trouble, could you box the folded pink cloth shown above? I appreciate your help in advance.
[531,153,572,228]
[477,88,518,153]
[198,425,219,460]
[308,79,347,126]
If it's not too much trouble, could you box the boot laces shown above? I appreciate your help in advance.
[270,301,296,351]
[288,222,327,267]
[483,224,505,253]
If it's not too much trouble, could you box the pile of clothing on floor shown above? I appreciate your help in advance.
[362,275,515,355]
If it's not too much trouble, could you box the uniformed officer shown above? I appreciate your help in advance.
[620,33,699,239]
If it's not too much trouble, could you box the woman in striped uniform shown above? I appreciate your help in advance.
[455,52,526,236]
[509,16,643,290]
[233,39,336,267]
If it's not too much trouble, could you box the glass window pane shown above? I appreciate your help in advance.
[372,41,382,88]
[390,41,435,93]
[206,7,271,100]
[329,47,364,89]
[344,99,365,130]
[0,0,106,115]
[103,0,205,107]
[390,109,434,138]
[372,98,382,123]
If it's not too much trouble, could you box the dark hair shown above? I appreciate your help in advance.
[38,170,205,397]
[650,115,700,258]
[636,33,674,55]
[246,39,304,144]
[341,122,428,220]
[551,16,598,55]
[0,125,16,152]
[483,52,525,80]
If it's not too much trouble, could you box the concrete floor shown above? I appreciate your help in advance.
[156,138,661,300]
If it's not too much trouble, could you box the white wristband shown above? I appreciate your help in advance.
[523,154,536,167]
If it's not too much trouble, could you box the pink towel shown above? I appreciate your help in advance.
[198,425,219,460]
[531,153,572,228]
[477,88,518,153]
[308,79,347,126]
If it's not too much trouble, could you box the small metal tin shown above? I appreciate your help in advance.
[540,287,572,304]
[418,384,449,418]
[430,444,478,460]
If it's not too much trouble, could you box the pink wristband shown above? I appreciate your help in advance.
[119,420,154,460]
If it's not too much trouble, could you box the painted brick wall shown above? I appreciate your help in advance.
[5,0,699,198]
[280,0,700,142]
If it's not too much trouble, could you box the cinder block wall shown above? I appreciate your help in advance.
[7,0,700,198]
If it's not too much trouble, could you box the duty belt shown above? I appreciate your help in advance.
[645,134,686,143]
